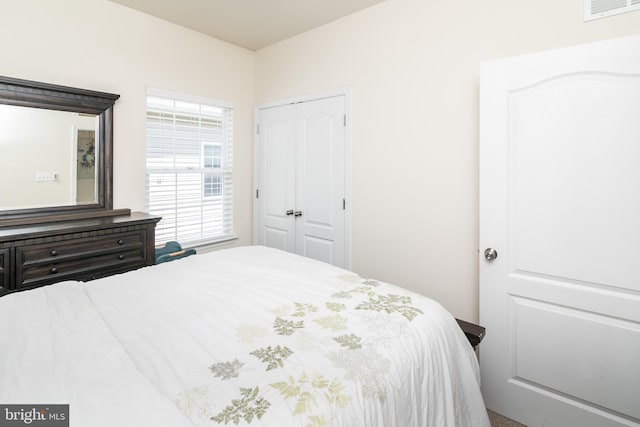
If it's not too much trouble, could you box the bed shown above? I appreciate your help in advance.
[0,245,490,426]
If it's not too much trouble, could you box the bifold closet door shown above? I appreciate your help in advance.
[256,104,296,253]
[294,96,346,268]
[256,96,346,268]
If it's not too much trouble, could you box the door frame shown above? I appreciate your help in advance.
[253,88,352,269]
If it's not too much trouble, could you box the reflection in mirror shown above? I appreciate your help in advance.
[74,125,98,205]
[0,105,98,211]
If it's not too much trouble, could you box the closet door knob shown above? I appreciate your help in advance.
[286,210,294,216]
[294,211,303,217]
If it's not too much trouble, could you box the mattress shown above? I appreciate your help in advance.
[0,245,490,426]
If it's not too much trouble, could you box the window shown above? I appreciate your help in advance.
[203,143,222,197]
[146,88,233,246]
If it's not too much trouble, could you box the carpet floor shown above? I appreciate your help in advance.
[488,410,527,427]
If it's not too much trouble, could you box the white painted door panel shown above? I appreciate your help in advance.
[480,35,640,427]
[295,97,346,267]
[510,74,640,292]
[256,105,296,252]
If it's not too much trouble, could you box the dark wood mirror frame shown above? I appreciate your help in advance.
[0,76,130,227]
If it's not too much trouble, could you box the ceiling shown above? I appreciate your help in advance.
[108,0,388,51]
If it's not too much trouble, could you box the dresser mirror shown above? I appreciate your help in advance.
[0,76,128,227]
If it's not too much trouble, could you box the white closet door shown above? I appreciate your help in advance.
[256,104,296,252]
[295,96,346,268]
[256,95,347,268]
[480,35,640,427]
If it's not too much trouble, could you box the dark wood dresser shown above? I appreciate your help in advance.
[0,212,161,296]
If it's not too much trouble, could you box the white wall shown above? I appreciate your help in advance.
[0,0,255,246]
[254,0,640,321]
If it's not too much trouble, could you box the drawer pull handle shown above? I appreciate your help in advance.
[50,267,58,274]
[117,239,124,245]
[118,254,125,260]
[50,250,58,256]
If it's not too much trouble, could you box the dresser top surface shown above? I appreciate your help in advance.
[0,212,161,241]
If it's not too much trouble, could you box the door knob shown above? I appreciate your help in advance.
[484,248,498,261]
[294,211,303,217]
[286,210,294,216]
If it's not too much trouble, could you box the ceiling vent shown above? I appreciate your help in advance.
[584,0,640,21]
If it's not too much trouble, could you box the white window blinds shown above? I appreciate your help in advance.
[146,88,234,246]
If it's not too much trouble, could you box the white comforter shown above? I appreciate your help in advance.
[0,246,489,426]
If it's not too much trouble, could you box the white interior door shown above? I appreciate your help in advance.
[256,104,296,252]
[480,35,640,427]
[256,95,347,267]
[295,96,346,268]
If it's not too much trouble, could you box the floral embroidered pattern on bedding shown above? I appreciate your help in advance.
[175,274,424,425]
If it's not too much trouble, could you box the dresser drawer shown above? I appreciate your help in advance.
[18,231,144,263]
[16,247,145,289]
[0,249,9,291]
[15,231,147,290]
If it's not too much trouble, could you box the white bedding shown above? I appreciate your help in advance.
[0,246,489,426]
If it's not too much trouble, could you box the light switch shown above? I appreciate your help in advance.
[35,172,53,182]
